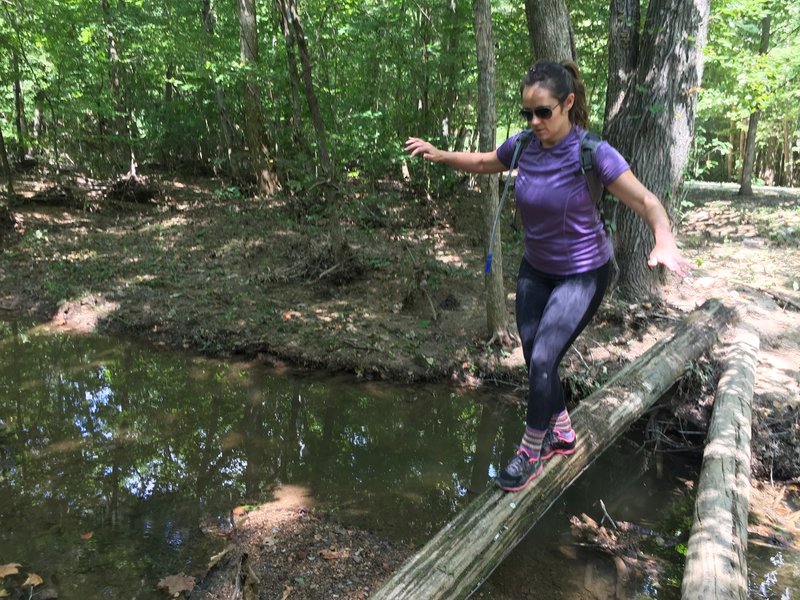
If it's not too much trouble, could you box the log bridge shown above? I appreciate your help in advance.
[372,298,736,600]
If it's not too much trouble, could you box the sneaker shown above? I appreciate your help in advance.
[496,450,543,492]
[540,429,577,461]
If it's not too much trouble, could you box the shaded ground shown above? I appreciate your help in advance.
[1,173,798,598]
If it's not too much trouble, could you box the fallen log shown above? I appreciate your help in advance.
[372,298,735,600]
[681,327,759,600]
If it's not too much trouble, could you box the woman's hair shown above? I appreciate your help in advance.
[521,60,588,129]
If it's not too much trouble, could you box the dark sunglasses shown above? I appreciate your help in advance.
[519,104,559,121]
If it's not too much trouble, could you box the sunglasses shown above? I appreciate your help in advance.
[519,104,560,121]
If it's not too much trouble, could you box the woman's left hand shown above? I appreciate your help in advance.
[648,243,692,278]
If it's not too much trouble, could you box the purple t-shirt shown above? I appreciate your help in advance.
[496,126,629,275]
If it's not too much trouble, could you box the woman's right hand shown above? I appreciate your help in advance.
[405,137,442,163]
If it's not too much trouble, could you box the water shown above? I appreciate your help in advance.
[1,321,796,599]
[0,321,524,598]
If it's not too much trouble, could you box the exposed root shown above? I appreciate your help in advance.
[105,173,160,203]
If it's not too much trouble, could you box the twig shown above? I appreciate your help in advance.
[316,262,340,280]
[599,499,618,530]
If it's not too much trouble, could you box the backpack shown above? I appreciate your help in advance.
[485,128,606,273]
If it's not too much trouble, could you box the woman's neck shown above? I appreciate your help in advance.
[540,124,573,148]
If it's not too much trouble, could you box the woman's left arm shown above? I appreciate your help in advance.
[606,170,692,277]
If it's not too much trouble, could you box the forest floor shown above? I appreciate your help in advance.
[1,172,799,598]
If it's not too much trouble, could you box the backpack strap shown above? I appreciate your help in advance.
[579,130,604,206]
[511,128,535,170]
[579,130,619,283]
[486,129,535,273]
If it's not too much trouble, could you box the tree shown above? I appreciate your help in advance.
[603,0,711,300]
[739,14,771,196]
[523,0,575,62]
[0,126,14,202]
[473,0,512,344]
[603,0,640,131]
[101,0,137,174]
[273,0,350,268]
[202,0,242,180]
[236,0,280,194]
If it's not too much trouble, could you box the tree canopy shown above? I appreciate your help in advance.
[1,0,793,187]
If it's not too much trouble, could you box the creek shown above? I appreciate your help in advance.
[0,321,794,599]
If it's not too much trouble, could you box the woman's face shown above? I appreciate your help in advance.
[521,84,574,148]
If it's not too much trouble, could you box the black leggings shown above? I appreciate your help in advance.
[515,259,610,429]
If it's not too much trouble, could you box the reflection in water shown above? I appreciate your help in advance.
[0,322,519,599]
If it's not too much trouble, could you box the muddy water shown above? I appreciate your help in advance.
[0,322,794,599]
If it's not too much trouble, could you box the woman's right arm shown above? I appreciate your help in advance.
[405,137,506,174]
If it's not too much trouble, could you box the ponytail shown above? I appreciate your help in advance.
[559,60,588,129]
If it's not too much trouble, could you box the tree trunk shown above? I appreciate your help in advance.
[784,120,794,187]
[202,0,242,179]
[681,327,759,600]
[236,0,280,195]
[12,50,28,162]
[739,15,771,196]
[603,0,640,134]
[372,298,735,600]
[442,2,465,145]
[272,0,309,154]
[473,0,512,344]
[277,0,349,265]
[0,127,14,202]
[101,0,125,172]
[523,0,575,62]
[603,0,710,301]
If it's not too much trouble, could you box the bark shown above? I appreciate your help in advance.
[202,0,241,179]
[523,0,575,62]
[372,298,735,600]
[681,327,759,600]
[473,0,511,344]
[603,0,710,301]
[603,0,640,134]
[237,0,280,194]
[739,16,771,196]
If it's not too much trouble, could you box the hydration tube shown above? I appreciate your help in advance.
[485,130,531,273]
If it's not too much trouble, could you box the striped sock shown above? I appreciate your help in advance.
[551,410,576,442]
[519,426,547,461]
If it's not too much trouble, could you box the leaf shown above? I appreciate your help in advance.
[80,532,94,540]
[156,573,196,596]
[0,589,9,597]
[23,573,43,587]
[0,564,22,578]
[319,548,350,560]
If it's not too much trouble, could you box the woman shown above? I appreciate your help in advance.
[405,60,691,492]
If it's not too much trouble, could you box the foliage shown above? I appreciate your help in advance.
[1,0,798,185]
[692,0,800,184]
